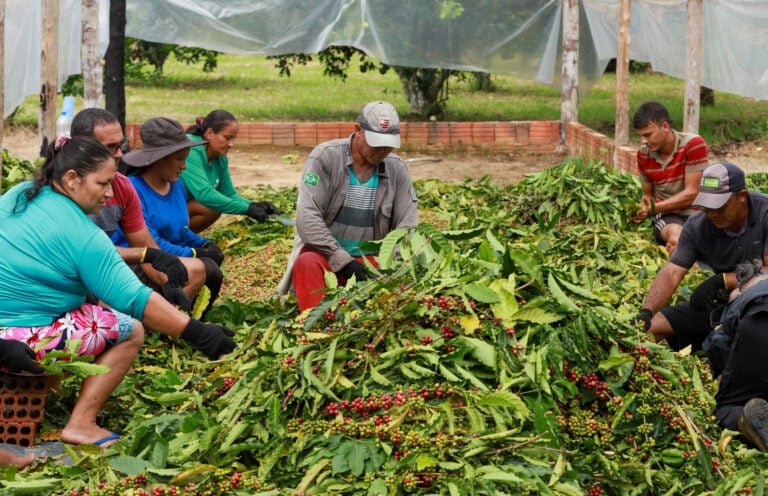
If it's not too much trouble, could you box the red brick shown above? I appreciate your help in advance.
[317,122,341,142]
[406,122,429,145]
[472,122,494,144]
[244,123,273,145]
[494,122,516,143]
[429,122,451,145]
[294,123,317,146]
[530,121,557,143]
[339,122,355,136]
[450,122,472,144]
[272,123,295,146]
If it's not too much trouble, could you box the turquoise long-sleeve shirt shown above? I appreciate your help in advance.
[0,182,152,326]
[180,134,251,214]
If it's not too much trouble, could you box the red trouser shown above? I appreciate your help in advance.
[293,248,377,311]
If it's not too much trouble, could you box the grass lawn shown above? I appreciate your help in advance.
[8,53,768,146]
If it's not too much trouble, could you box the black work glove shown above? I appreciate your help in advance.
[0,340,44,374]
[143,247,188,287]
[246,203,269,223]
[337,260,368,282]
[690,274,728,313]
[632,308,653,332]
[252,201,282,215]
[194,241,225,267]
[163,283,191,313]
[180,319,236,360]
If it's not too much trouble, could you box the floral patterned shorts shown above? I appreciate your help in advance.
[0,303,134,359]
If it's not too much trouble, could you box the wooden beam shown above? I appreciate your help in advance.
[82,0,102,108]
[560,0,579,144]
[0,0,4,192]
[39,0,59,157]
[683,0,703,134]
[613,0,631,168]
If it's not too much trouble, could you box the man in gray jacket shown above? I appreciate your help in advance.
[277,101,418,310]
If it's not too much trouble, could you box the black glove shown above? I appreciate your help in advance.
[163,283,191,313]
[180,319,236,360]
[252,201,282,215]
[632,308,653,332]
[246,203,269,223]
[143,248,188,287]
[690,274,727,313]
[0,340,44,374]
[337,260,368,282]
[194,241,225,267]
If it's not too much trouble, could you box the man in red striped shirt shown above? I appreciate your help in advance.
[631,101,709,255]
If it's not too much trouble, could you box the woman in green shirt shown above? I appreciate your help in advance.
[181,109,282,233]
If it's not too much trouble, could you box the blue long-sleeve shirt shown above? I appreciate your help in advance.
[115,175,209,257]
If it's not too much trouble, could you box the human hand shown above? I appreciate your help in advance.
[180,319,236,360]
[690,274,727,312]
[632,198,651,223]
[246,203,268,222]
[162,283,192,313]
[194,241,224,266]
[0,340,44,374]
[142,248,188,287]
[631,308,653,332]
[252,201,283,215]
[337,260,368,282]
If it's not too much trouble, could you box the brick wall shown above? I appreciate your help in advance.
[124,120,638,173]
[124,120,562,153]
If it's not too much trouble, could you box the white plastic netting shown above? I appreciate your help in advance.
[5,0,768,118]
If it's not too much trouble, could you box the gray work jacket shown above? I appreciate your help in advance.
[277,135,419,295]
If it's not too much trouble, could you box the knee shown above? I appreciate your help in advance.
[185,258,207,288]
[128,320,146,348]
[294,251,328,274]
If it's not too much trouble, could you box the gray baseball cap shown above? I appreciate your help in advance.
[693,162,746,209]
[122,117,207,167]
[357,101,400,148]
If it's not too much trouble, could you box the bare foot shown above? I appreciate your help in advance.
[0,449,35,468]
[61,423,120,448]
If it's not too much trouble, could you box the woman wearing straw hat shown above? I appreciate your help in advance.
[119,117,225,314]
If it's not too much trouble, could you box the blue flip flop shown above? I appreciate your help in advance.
[91,432,120,447]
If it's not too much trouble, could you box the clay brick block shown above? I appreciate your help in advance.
[406,122,429,145]
[272,124,295,146]
[429,122,451,145]
[339,122,355,137]
[472,122,494,144]
[246,123,273,145]
[399,122,408,143]
[294,123,317,146]
[513,122,530,144]
[530,120,557,143]
[494,122,516,143]
[125,124,141,148]
[450,122,472,144]
[317,122,341,142]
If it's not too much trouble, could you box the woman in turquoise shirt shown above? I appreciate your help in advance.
[0,137,236,447]
[181,109,281,232]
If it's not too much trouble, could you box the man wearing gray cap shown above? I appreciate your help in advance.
[634,162,768,352]
[277,101,419,311]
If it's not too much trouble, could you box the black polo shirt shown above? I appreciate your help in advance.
[671,192,768,272]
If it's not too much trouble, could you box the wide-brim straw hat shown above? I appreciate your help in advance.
[121,117,207,167]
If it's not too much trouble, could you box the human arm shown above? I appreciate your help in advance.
[141,292,235,359]
[641,262,689,314]
[180,148,251,214]
[652,170,703,214]
[389,159,419,230]
[295,149,353,271]
[632,181,654,223]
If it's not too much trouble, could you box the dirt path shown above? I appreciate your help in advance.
[3,126,766,187]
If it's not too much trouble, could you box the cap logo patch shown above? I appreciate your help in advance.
[702,177,720,188]
[379,118,390,130]
[304,172,319,186]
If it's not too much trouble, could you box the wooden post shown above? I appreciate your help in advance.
[683,0,703,134]
[105,0,126,130]
[613,0,631,168]
[0,0,5,192]
[82,0,102,108]
[560,0,579,144]
[39,0,59,157]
